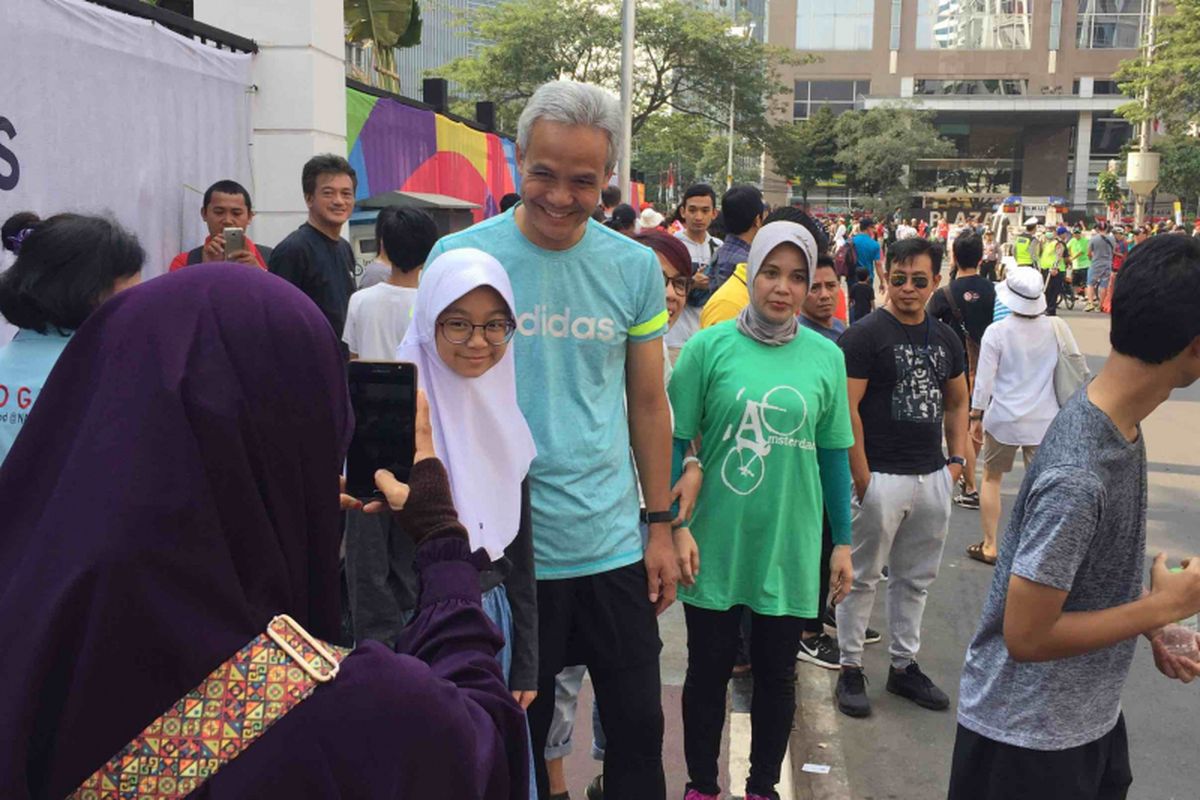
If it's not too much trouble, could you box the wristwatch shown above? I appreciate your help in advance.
[641,510,675,525]
[947,456,967,468]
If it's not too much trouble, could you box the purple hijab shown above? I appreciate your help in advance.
[0,264,354,798]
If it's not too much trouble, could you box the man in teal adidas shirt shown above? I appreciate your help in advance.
[426,80,677,800]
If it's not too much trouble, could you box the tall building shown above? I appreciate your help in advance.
[770,0,1150,214]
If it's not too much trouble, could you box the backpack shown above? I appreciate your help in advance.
[835,239,858,279]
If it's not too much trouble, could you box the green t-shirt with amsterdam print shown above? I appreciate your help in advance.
[669,321,854,617]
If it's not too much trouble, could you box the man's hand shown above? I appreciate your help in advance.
[829,544,853,606]
[1149,553,1200,623]
[852,471,871,503]
[512,690,538,710]
[227,248,259,267]
[671,462,702,525]
[948,462,964,486]
[674,527,700,587]
[645,524,680,615]
[202,234,225,263]
[969,418,984,446]
[692,271,710,291]
[1151,628,1200,683]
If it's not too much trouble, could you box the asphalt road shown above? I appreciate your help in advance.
[812,309,1200,800]
[558,309,1199,800]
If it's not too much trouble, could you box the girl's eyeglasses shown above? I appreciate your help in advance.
[889,273,931,289]
[437,318,517,345]
[664,273,693,295]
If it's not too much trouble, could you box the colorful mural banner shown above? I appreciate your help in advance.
[346,86,519,221]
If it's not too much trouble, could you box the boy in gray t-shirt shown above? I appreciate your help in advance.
[949,234,1200,800]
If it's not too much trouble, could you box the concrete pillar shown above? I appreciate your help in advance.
[1074,111,1093,209]
[194,0,347,247]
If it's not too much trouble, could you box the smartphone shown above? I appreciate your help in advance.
[223,227,246,255]
[346,361,418,500]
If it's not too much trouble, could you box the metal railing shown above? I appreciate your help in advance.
[84,0,258,53]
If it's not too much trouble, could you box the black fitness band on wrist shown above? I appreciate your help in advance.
[641,510,675,524]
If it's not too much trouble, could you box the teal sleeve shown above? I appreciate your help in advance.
[818,447,852,546]
[671,437,689,519]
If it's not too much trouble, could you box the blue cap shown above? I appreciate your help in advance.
[1056,226,1069,236]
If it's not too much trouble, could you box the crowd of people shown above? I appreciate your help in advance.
[3,77,1200,800]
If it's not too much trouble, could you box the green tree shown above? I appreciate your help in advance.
[1114,0,1200,129]
[344,0,423,93]
[631,113,712,203]
[764,107,839,205]
[1156,134,1200,214]
[833,105,956,210]
[438,0,794,140]
[1096,170,1124,206]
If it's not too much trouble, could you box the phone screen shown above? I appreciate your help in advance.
[346,361,418,499]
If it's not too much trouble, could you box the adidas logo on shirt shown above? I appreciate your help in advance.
[515,305,619,342]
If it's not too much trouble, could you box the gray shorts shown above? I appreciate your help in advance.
[1088,264,1112,289]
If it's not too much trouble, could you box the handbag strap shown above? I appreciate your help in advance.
[69,615,350,800]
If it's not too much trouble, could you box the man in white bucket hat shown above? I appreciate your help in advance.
[965,266,1079,564]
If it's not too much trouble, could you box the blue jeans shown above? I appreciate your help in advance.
[483,585,540,799]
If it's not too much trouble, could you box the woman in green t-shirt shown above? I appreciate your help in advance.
[668,221,856,800]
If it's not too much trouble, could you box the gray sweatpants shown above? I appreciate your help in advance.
[836,469,953,669]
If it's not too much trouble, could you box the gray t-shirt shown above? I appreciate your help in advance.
[1089,233,1116,270]
[957,388,1146,751]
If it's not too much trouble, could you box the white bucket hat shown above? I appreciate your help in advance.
[638,207,665,230]
[996,266,1047,316]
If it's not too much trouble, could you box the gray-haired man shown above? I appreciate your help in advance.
[426,80,676,800]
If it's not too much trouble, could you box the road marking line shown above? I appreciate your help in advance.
[727,710,797,800]
[792,666,852,800]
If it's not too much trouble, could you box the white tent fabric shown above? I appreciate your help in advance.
[0,0,253,290]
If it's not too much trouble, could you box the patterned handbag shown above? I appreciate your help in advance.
[69,614,350,800]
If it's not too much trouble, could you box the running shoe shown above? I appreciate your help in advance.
[886,662,950,711]
[822,607,882,644]
[796,633,841,669]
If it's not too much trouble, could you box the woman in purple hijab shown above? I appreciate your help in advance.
[0,264,530,799]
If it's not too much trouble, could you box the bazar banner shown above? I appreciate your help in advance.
[0,0,253,278]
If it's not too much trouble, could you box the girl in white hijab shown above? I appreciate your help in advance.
[396,247,539,712]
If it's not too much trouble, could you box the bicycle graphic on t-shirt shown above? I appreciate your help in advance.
[720,385,808,496]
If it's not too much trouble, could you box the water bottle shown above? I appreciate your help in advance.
[1161,568,1200,661]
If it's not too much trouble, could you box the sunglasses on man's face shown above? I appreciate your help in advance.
[889,273,931,289]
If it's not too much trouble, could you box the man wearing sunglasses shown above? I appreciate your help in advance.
[833,237,971,719]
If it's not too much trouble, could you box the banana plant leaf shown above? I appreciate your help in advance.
[344,0,414,48]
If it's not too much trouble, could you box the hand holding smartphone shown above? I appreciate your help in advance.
[346,361,419,501]
[222,227,246,256]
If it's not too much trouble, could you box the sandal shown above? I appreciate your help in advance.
[967,542,996,566]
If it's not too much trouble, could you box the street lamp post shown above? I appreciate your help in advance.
[1128,0,1159,226]
[725,22,755,191]
[619,0,634,204]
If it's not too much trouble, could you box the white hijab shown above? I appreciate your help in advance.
[396,248,537,560]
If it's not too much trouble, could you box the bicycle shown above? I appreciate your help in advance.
[719,385,808,496]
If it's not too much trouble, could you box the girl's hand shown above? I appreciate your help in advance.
[671,463,703,526]
[674,527,701,586]
[829,544,854,606]
[339,475,362,511]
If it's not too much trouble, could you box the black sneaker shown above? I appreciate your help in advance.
[823,607,882,645]
[797,633,841,669]
[886,662,950,711]
[836,667,871,717]
[585,774,603,800]
[954,489,981,510]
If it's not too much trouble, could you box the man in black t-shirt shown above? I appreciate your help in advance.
[834,237,970,720]
[927,233,995,510]
[269,154,358,350]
